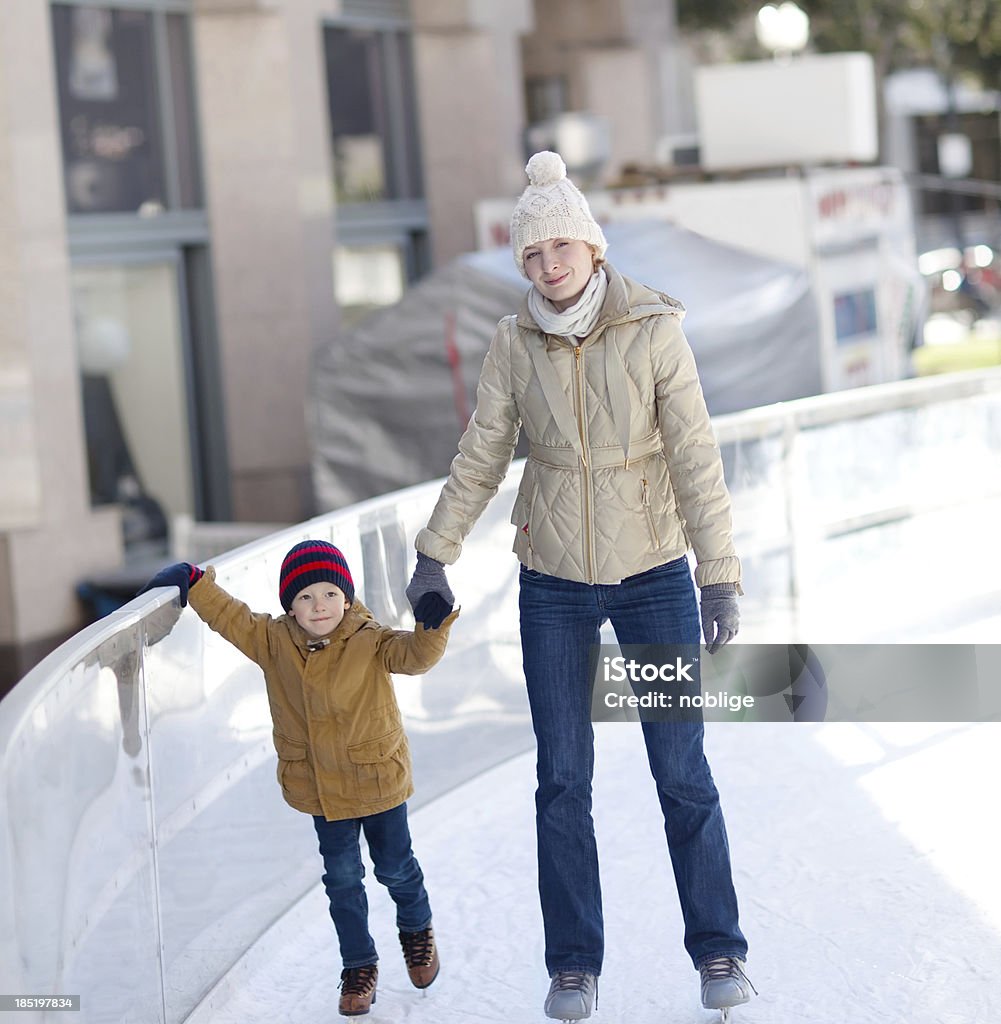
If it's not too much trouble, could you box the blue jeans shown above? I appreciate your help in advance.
[312,802,432,968]
[519,556,747,975]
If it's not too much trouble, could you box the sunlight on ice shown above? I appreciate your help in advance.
[819,721,1001,934]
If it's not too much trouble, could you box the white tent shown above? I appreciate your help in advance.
[310,220,822,509]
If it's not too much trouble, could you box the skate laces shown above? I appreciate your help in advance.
[551,971,593,993]
[399,927,435,967]
[549,971,597,1009]
[701,957,758,995]
[339,965,377,995]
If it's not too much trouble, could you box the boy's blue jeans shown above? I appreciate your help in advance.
[518,557,747,976]
[312,802,432,968]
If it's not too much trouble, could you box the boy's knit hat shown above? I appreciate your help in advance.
[279,540,354,611]
[510,150,607,277]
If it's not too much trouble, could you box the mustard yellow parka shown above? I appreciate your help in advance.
[189,567,457,821]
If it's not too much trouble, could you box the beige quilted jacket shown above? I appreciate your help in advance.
[416,264,742,589]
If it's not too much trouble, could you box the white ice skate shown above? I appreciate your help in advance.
[699,956,756,1022]
[544,971,597,1021]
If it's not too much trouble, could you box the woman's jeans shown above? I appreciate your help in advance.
[519,556,747,976]
[312,802,432,968]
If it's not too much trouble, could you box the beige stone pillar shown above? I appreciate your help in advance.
[0,0,122,681]
[412,0,534,265]
[192,0,339,522]
[578,47,657,174]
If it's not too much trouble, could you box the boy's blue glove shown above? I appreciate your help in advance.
[406,552,454,629]
[138,562,204,608]
[412,593,453,630]
[700,582,740,654]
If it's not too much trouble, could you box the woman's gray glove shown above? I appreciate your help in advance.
[700,582,739,654]
[405,552,455,629]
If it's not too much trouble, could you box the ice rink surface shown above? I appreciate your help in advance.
[9,373,1001,1023]
[188,718,1001,1024]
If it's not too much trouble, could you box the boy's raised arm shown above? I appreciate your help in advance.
[139,562,275,665]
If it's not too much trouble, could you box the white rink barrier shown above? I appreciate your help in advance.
[2,367,1000,1023]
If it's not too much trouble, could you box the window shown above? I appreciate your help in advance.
[913,111,1001,216]
[333,243,406,327]
[72,261,195,526]
[324,24,424,204]
[526,75,569,125]
[51,4,202,214]
[325,15,430,306]
[833,289,878,343]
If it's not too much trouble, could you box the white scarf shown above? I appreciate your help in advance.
[528,268,608,341]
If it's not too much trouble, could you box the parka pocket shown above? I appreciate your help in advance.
[511,468,541,550]
[641,477,662,552]
[347,726,409,804]
[511,472,541,566]
[274,733,307,760]
[511,492,530,536]
[273,732,316,805]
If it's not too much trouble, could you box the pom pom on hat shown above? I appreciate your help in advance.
[525,150,567,187]
[510,151,607,276]
[279,540,355,611]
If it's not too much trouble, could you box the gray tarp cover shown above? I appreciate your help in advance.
[310,220,821,509]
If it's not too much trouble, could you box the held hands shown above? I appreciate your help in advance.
[699,583,739,655]
[137,562,204,608]
[405,552,455,629]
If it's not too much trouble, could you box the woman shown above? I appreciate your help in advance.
[406,151,752,1021]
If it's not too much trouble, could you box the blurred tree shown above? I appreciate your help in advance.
[677,0,1001,167]
[677,0,1001,88]
[675,0,747,33]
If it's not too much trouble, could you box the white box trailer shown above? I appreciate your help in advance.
[694,53,880,171]
[476,165,924,394]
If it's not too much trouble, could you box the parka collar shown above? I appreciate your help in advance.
[286,599,375,652]
[515,263,685,340]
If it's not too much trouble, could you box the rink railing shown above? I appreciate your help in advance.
[2,366,1000,1023]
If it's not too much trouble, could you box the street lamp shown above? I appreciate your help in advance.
[755,2,810,59]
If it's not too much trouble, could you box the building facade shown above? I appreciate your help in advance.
[0,0,685,686]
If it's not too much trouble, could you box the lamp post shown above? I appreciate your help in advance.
[755,2,810,60]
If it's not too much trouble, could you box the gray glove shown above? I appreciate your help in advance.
[406,552,455,629]
[700,582,739,654]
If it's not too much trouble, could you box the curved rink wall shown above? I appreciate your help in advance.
[2,367,1000,1023]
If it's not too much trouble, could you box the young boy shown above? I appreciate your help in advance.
[141,540,457,1017]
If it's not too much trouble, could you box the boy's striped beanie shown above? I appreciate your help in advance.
[279,540,354,611]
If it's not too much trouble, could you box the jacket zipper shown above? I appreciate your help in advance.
[526,476,541,553]
[641,477,660,550]
[573,345,596,583]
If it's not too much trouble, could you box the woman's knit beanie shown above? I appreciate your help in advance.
[279,540,355,611]
[509,150,607,277]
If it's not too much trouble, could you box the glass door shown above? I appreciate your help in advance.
[72,258,196,546]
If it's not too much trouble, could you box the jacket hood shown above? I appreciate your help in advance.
[516,263,686,337]
[285,599,376,652]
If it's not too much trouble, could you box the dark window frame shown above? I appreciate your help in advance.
[323,8,431,286]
